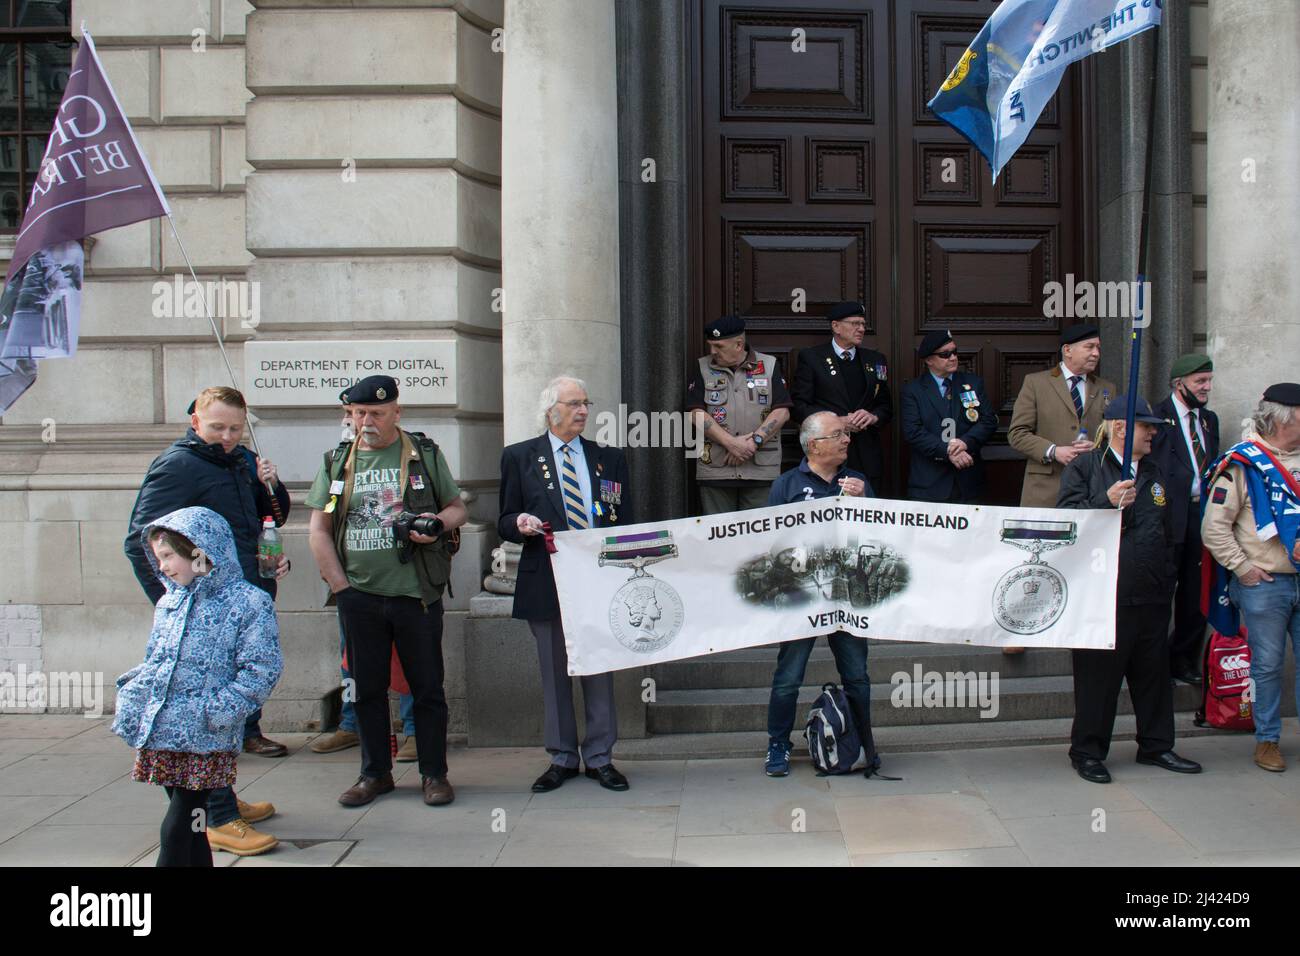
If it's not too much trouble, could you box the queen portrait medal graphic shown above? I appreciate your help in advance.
[993,519,1078,635]
[598,530,685,653]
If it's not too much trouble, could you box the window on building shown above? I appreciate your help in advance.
[0,0,74,232]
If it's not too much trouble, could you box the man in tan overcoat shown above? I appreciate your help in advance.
[1009,323,1119,508]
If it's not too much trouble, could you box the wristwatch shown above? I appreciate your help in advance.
[752,433,764,447]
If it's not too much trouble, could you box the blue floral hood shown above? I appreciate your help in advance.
[141,505,244,597]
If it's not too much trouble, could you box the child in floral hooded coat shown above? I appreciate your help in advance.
[113,506,283,867]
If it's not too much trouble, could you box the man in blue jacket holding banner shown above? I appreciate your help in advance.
[1201,384,1300,774]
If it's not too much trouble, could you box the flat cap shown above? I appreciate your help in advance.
[704,314,745,339]
[828,301,866,324]
[1263,382,1300,407]
[1171,353,1213,379]
[1061,323,1100,345]
[1102,394,1165,423]
[917,329,955,359]
[341,374,398,405]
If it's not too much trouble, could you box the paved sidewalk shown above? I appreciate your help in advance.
[2,715,1299,867]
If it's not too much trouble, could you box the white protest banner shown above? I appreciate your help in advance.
[551,496,1121,676]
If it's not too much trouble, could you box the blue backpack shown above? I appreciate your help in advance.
[804,683,862,775]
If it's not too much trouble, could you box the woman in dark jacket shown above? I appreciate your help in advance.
[1056,396,1202,784]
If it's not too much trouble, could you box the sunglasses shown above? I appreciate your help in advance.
[933,349,959,359]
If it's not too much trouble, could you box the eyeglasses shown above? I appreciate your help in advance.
[835,320,867,330]
[557,400,594,409]
[933,349,959,359]
[810,430,848,442]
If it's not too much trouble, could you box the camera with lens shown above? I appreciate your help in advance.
[392,511,444,543]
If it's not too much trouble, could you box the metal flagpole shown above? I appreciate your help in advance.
[1121,26,1162,478]
[165,212,284,521]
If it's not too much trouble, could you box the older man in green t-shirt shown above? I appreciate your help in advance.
[306,375,467,808]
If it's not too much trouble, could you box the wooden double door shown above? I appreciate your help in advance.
[692,0,1094,503]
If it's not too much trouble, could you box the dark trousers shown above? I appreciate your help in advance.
[528,618,617,769]
[158,786,212,867]
[1170,516,1208,670]
[339,590,448,780]
[1069,603,1175,762]
[767,632,878,766]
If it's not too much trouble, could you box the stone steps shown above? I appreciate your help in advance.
[615,713,1234,761]
[636,643,1216,753]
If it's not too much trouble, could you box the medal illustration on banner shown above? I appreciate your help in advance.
[993,519,1078,635]
[598,530,684,653]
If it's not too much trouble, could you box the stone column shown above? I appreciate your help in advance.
[500,0,622,445]
[1206,0,1300,438]
[1095,8,1193,399]
[473,1,646,744]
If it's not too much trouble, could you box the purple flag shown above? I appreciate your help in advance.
[5,30,169,285]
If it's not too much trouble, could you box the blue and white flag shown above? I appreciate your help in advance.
[927,0,1162,181]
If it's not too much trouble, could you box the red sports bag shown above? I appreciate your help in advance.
[1193,628,1254,732]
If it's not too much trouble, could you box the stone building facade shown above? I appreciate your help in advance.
[1,0,1297,748]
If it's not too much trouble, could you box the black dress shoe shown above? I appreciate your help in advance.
[585,764,630,791]
[1137,751,1203,774]
[1071,758,1112,784]
[1170,664,1202,686]
[531,765,579,793]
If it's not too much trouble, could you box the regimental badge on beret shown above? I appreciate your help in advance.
[376,387,386,400]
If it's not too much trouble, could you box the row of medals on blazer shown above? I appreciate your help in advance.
[537,455,619,523]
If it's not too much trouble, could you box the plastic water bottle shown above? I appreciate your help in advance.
[1076,425,1089,444]
[257,517,282,578]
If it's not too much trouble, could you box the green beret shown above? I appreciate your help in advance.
[1171,353,1213,379]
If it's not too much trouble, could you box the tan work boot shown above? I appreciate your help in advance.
[1254,741,1286,772]
[236,798,275,824]
[395,735,418,763]
[207,819,279,856]
[309,729,360,754]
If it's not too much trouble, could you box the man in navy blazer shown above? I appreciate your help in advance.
[498,376,634,793]
[1150,354,1220,684]
[900,330,999,503]
[791,301,893,491]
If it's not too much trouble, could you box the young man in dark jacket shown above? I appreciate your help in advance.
[123,386,291,855]
[1057,396,1202,784]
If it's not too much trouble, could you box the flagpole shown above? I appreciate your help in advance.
[1121,26,1161,478]
[164,213,283,521]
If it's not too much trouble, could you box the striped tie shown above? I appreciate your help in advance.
[1068,376,1084,421]
[1189,410,1207,473]
[559,444,589,530]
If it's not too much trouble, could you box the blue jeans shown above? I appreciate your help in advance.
[767,632,875,763]
[338,619,414,735]
[1230,574,1300,742]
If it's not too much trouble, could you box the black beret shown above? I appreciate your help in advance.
[1061,323,1100,345]
[828,301,866,324]
[704,314,745,339]
[1263,382,1300,407]
[338,388,351,405]
[917,329,955,359]
[342,374,399,405]
[186,399,197,415]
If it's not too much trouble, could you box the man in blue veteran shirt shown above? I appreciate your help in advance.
[763,411,883,778]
